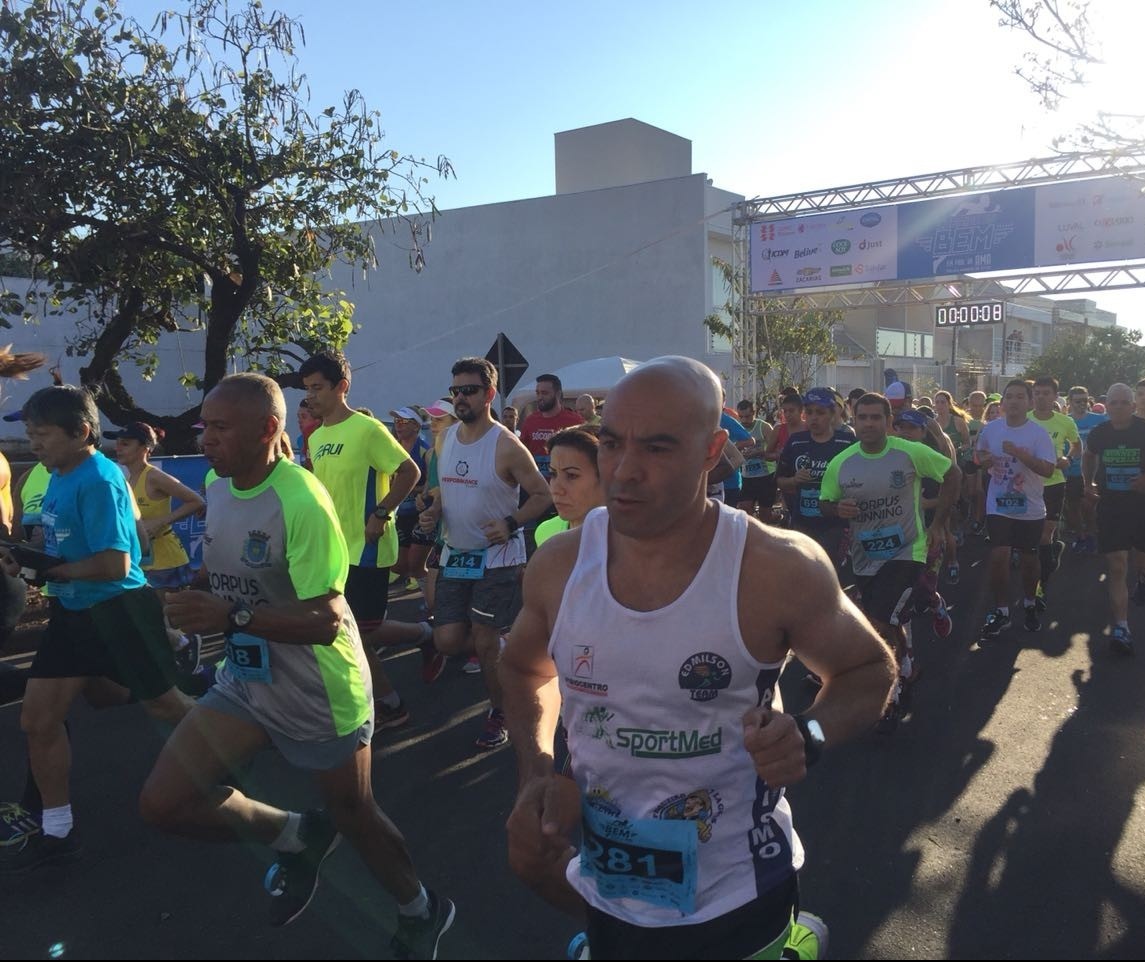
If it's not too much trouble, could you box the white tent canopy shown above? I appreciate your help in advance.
[509,356,645,408]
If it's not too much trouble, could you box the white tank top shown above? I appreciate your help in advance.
[439,422,526,568]
[551,502,803,926]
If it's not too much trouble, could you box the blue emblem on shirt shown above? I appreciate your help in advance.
[241,530,272,568]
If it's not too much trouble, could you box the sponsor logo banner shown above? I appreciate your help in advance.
[749,174,1145,293]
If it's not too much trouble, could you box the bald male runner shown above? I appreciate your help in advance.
[139,374,452,959]
[501,356,895,960]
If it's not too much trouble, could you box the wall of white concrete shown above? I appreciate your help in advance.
[326,172,738,411]
[555,119,692,195]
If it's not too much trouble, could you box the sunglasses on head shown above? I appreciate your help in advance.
[449,385,484,398]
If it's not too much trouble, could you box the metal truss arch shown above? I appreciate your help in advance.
[731,150,1145,401]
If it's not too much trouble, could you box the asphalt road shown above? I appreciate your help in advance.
[1,533,1143,960]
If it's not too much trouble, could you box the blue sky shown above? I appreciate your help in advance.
[126,0,1144,323]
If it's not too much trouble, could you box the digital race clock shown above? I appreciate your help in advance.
[934,301,1005,326]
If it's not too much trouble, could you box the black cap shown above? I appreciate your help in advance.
[104,421,160,446]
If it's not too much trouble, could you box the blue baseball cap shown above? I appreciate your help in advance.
[1,410,23,422]
[802,387,838,409]
[894,409,928,429]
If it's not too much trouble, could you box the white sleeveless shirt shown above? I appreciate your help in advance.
[439,422,526,569]
[551,502,803,926]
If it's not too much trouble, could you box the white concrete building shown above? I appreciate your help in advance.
[332,118,741,410]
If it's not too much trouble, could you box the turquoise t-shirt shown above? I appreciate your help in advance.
[41,450,146,610]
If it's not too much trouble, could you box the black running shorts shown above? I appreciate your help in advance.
[1096,497,1145,554]
[986,515,1042,550]
[855,560,922,628]
[1043,483,1065,524]
[29,588,178,702]
[344,564,390,631]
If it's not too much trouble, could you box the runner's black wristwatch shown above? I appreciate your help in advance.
[227,601,254,635]
[373,505,393,521]
[503,515,520,534]
[794,714,826,768]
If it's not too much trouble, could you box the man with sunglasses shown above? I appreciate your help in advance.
[1064,386,1106,554]
[421,358,551,749]
[1083,383,1145,655]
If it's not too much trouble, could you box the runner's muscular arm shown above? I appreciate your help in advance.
[164,588,346,646]
[485,432,553,544]
[38,548,133,583]
[956,415,971,450]
[738,525,895,788]
[501,537,584,914]
[501,538,570,783]
[386,458,421,507]
[1082,448,1100,500]
[929,461,962,531]
[926,419,957,461]
[365,457,420,543]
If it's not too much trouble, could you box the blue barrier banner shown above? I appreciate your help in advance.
[152,455,210,570]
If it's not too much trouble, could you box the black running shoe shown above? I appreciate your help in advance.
[0,802,40,849]
[265,810,341,927]
[391,889,456,960]
[1110,625,1134,656]
[0,829,80,874]
[981,609,1012,640]
[1024,605,1041,633]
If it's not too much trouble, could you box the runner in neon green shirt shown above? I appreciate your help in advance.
[142,373,455,955]
[301,350,421,729]
[820,393,959,732]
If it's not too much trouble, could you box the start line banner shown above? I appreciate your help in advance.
[749,174,1145,293]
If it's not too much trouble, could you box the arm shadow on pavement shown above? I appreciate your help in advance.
[782,544,1143,959]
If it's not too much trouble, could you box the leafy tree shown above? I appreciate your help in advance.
[705,257,840,401]
[992,0,1142,150]
[0,0,450,450]
[1022,325,1145,391]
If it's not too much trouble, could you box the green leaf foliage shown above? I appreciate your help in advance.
[704,256,840,399]
[1022,325,1145,393]
[0,0,451,450]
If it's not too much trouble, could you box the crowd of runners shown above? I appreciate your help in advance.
[0,349,1142,960]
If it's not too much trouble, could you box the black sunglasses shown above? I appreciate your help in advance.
[448,385,484,398]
